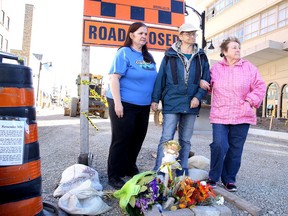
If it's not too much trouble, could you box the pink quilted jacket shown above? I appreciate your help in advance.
[209,58,266,125]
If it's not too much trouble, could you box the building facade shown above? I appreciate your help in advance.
[193,0,288,119]
[0,0,10,52]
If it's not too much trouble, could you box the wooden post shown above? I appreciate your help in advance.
[78,46,91,165]
[269,109,275,131]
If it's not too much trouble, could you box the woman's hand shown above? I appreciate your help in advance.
[190,97,200,108]
[151,102,159,112]
[200,79,210,91]
[114,102,124,118]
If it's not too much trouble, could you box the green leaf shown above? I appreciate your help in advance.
[138,175,155,185]
[139,186,147,193]
[129,196,136,207]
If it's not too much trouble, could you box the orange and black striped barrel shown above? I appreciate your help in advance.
[0,59,43,216]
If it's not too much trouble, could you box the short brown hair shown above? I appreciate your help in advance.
[219,36,241,57]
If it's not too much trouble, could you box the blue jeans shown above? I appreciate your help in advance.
[153,113,196,176]
[209,123,250,184]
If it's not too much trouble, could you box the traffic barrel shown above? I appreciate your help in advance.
[0,52,43,216]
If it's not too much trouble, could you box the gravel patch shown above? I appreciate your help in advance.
[38,108,288,215]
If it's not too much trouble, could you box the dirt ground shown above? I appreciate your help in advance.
[252,117,288,133]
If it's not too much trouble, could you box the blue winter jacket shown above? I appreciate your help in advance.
[152,43,210,115]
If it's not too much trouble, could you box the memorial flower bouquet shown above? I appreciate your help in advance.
[174,177,217,208]
[113,140,223,215]
[113,171,160,216]
[114,172,223,215]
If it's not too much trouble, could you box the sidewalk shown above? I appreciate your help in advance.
[248,128,288,141]
[194,128,288,141]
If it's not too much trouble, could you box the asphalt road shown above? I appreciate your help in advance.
[38,107,288,216]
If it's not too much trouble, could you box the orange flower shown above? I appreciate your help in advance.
[176,178,217,208]
[177,178,196,208]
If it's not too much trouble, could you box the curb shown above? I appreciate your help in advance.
[214,187,263,216]
[248,128,288,141]
[145,205,232,216]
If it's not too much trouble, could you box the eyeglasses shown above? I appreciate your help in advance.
[182,32,197,37]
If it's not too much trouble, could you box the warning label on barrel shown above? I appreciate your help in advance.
[0,120,25,166]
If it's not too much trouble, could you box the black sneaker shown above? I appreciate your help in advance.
[224,183,237,192]
[206,178,217,188]
[108,177,125,190]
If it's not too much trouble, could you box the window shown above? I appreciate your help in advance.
[278,1,288,28]
[234,23,244,42]
[260,8,276,34]
[5,16,10,30]
[267,83,278,100]
[0,34,3,50]
[4,39,8,52]
[0,10,4,25]
[244,16,259,40]
[208,1,287,53]
[207,0,241,20]
[213,32,225,51]
[281,84,288,118]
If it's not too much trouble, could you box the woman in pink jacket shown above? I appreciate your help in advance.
[206,37,266,192]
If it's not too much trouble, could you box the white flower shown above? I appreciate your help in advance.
[216,196,225,205]
[200,181,207,186]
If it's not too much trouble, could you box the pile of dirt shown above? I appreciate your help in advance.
[252,117,288,133]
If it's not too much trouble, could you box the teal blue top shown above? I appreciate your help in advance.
[106,47,157,106]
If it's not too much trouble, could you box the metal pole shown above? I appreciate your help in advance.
[36,62,42,107]
[78,45,91,166]
[185,5,207,49]
[201,11,206,49]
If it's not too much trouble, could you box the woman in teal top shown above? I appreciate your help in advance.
[106,22,157,189]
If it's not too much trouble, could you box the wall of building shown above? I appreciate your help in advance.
[0,0,10,52]
[10,4,34,65]
[205,0,283,37]
[197,0,288,119]
[260,56,288,118]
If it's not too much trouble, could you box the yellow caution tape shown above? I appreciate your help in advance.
[89,89,108,107]
[81,80,91,85]
[158,161,182,180]
[81,112,99,131]
[79,80,108,108]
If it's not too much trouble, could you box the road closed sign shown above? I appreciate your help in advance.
[83,19,179,51]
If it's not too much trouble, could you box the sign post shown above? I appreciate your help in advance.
[78,46,91,165]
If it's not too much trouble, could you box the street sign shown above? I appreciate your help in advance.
[83,19,179,51]
[84,0,184,27]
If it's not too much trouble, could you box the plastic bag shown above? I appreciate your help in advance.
[53,164,103,197]
[188,168,208,181]
[58,179,112,215]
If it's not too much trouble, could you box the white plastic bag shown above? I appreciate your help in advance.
[188,168,209,181]
[58,180,112,215]
[53,164,103,197]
